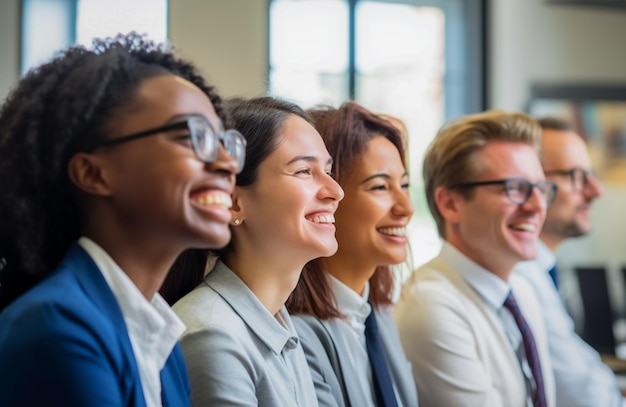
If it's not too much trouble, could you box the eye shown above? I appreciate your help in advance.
[401,182,410,190]
[369,184,388,191]
[295,167,312,176]
[172,133,193,147]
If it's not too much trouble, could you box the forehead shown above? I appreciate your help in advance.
[118,74,222,134]
[474,141,543,180]
[264,114,331,167]
[541,129,591,168]
[345,136,405,180]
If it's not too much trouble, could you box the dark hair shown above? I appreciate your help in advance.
[537,116,575,132]
[160,96,312,305]
[0,32,227,310]
[286,101,407,319]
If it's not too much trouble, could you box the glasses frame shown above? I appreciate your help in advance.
[544,167,593,191]
[452,177,558,207]
[88,115,246,172]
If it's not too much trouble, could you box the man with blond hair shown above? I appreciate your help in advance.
[395,110,556,407]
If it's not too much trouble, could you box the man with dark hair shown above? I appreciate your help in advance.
[514,117,621,407]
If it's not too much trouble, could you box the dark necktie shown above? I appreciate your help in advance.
[547,263,559,289]
[503,291,547,407]
[364,308,399,407]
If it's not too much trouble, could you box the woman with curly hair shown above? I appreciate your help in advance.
[0,33,245,407]
[287,101,418,407]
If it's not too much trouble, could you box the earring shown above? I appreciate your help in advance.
[233,219,241,225]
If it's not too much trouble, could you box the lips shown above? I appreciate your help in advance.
[190,190,232,208]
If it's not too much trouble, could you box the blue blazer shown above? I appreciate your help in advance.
[0,244,191,407]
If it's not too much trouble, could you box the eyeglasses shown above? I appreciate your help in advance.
[89,115,247,173]
[544,168,594,191]
[452,177,558,207]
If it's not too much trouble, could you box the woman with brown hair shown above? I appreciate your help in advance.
[287,101,418,407]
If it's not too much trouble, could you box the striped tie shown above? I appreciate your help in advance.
[503,291,547,407]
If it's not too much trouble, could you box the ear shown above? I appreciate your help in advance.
[67,152,113,197]
[434,185,462,225]
[229,187,245,225]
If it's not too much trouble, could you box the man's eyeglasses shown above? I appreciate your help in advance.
[452,177,558,207]
[544,168,594,191]
[89,115,247,173]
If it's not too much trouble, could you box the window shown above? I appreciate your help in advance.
[269,0,486,267]
[21,0,167,75]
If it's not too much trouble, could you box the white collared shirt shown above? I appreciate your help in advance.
[78,237,186,407]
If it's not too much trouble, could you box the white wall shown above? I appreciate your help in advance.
[489,0,626,110]
[168,0,268,98]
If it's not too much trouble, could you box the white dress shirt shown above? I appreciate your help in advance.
[328,275,377,406]
[515,240,622,407]
[395,242,555,407]
[78,237,185,407]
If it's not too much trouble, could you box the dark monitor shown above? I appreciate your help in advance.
[576,266,616,355]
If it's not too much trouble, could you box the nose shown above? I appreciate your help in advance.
[584,174,603,200]
[318,173,344,202]
[522,184,548,212]
[208,143,239,177]
[392,189,414,218]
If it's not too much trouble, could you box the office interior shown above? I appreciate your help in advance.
[2,0,626,359]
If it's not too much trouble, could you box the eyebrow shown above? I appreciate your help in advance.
[360,171,409,185]
[286,155,334,166]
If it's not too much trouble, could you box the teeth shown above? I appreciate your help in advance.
[308,214,335,224]
[191,191,232,208]
[378,227,406,237]
[511,223,535,232]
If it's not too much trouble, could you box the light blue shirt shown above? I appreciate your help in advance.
[515,240,622,407]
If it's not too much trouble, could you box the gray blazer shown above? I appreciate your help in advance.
[293,309,418,407]
[173,261,318,407]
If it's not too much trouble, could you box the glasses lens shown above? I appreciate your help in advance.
[572,169,589,190]
[189,117,218,163]
[222,129,247,173]
[504,179,529,204]
[538,181,557,207]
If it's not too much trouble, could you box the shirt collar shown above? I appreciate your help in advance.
[204,260,298,355]
[77,237,185,370]
[441,241,511,309]
[328,273,371,323]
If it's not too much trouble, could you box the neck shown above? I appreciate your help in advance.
[84,232,180,301]
[222,249,304,315]
[323,254,376,296]
[539,234,561,254]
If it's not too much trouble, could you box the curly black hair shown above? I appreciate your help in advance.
[0,32,227,310]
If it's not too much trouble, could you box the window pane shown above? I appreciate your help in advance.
[76,0,167,46]
[355,2,445,266]
[269,0,349,107]
[21,0,74,75]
